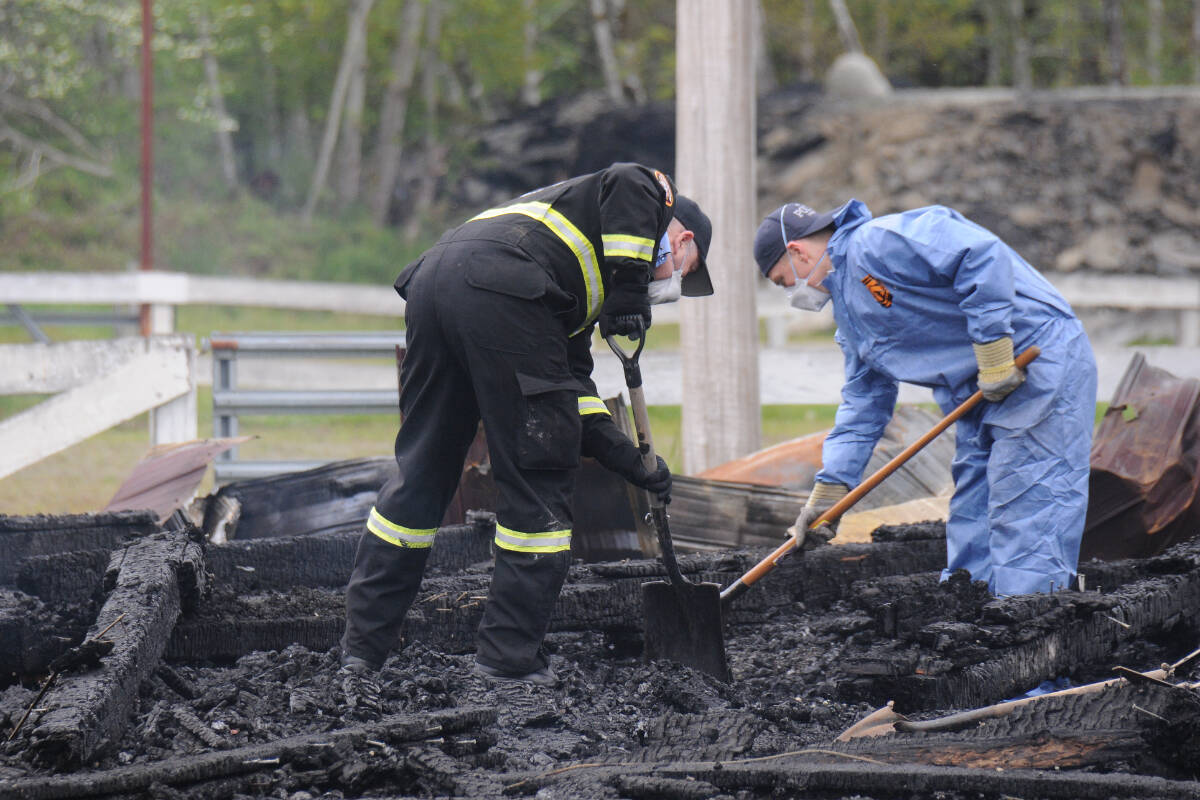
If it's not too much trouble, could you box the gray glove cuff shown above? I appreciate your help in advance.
[806,481,849,509]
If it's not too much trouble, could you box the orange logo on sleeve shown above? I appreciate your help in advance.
[861,275,893,307]
[653,170,674,207]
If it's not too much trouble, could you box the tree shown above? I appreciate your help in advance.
[1010,0,1031,92]
[369,0,425,226]
[302,0,375,222]
[198,13,237,191]
[1105,0,1127,86]
[0,0,124,192]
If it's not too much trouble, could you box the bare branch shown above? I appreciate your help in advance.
[0,90,104,162]
[0,123,112,178]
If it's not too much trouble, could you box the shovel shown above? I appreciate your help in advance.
[605,324,730,682]
[720,346,1041,608]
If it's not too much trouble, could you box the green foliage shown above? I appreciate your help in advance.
[4,0,1200,286]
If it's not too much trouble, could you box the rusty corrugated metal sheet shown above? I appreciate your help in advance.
[1081,353,1200,560]
[104,437,252,523]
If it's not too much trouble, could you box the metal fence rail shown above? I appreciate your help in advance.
[206,331,406,483]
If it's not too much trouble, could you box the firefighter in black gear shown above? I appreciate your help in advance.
[340,163,713,689]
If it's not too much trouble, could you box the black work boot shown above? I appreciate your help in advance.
[473,658,558,686]
[338,655,384,720]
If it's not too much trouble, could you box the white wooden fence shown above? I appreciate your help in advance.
[1,270,1198,479]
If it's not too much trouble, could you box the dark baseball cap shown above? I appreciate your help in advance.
[753,203,837,276]
[672,194,714,297]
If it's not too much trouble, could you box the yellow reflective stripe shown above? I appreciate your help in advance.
[470,201,604,335]
[602,233,655,262]
[577,396,610,416]
[367,507,436,549]
[494,523,572,553]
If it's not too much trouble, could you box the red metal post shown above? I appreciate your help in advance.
[139,0,154,336]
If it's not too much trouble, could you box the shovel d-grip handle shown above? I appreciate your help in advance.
[605,321,689,587]
[719,346,1042,608]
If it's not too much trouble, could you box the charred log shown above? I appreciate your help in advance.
[22,529,207,768]
[0,512,157,587]
[510,757,1200,799]
[15,550,110,606]
[0,707,494,800]
[834,681,1200,773]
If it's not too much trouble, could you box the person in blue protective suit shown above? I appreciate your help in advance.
[752,200,1097,596]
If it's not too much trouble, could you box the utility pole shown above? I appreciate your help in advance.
[677,0,759,473]
[140,0,153,337]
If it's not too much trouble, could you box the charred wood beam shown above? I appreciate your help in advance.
[206,457,394,540]
[838,541,1200,710]
[0,707,495,800]
[23,530,207,768]
[0,591,88,677]
[0,512,157,587]
[205,521,494,593]
[835,681,1199,771]
[16,550,110,605]
[167,539,948,664]
[508,757,1200,799]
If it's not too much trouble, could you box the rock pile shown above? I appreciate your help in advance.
[432,86,1200,282]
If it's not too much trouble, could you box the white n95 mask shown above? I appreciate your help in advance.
[648,268,683,305]
[648,231,682,305]
[785,248,831,312]
[788,281,831,312]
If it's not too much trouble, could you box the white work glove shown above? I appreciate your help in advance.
[788,481,849,550]
[974,336,1025,402]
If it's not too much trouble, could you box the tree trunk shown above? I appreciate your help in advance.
[369,0,425,226]
[301,0,375,222]
[799,0,816,81]
[589,0,625,104]
[1010,0,1031,92]
[982,0,1004,86]
[199,15,237,191]
[1104,0,1127,87]
[873,0,888,71]
[753,1,776,93]
[404,0,445,242]
[521,0,542,107]
[1194,0,1200,83]
[259,32,283,170]
[335,34,367,208]
[828,0,863,54]
[1147,0,1163,85]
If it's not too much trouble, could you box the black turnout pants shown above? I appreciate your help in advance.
[341,236,580,674]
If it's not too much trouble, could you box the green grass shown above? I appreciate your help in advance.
[0,393,848,515]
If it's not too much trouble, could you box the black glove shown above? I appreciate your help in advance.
[625,454,673,505]
[599,273,651,339]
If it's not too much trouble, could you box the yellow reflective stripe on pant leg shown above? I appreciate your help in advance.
[577,395,610,416]
[367,507,436,549]
[469,201,603,335]
[494,524,572,553]
[601,233,655,261]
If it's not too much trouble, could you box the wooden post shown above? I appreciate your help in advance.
[676,0,760,474]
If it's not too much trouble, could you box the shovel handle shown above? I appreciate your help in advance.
[720,346,1041,607]
[605,323,688,587]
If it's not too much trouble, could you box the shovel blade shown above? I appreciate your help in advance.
[642,579,729,682]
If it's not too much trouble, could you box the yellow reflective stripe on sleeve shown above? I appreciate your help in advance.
[470,201,603,335]
[493,523,572,554]
[601,233,655,262]
[577,396,610,416]
[366,506,436,549]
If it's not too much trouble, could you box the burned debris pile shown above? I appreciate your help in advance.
[2,504,1199,799]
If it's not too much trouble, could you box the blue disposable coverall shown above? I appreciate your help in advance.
[813,200,1097,596]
